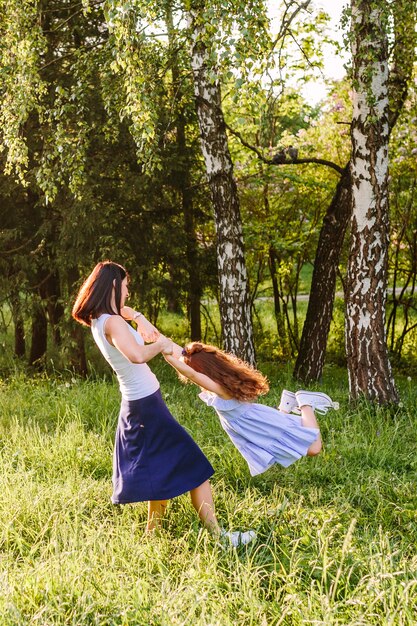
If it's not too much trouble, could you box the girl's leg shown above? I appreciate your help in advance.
[147,500,168,532]
[190,480,221,534]
[299,405,322,456]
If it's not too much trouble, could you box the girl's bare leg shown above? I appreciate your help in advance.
[147,500,168,531]
[190,480,221,534]
[299,405,322,456]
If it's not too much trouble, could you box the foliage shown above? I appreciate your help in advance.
[0,0,218,364]
[387,79,417,364]
[0,0,47,181]
[0,0,416,374]
[224,80,352,357]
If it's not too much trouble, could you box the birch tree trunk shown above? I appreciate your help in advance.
[345,0,398,403]
[188,9,255,364]
[294,0,416,384]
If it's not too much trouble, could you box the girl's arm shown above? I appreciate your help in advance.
[172,342,184,359]
[163,352,231,398]
[120,305,159,342]
[105,315,172,364]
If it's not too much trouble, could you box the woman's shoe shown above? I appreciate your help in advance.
[220,529,257,547]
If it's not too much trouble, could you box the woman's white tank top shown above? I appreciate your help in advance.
[91,314,160,400]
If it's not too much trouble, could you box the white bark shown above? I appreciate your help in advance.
[346,0,398,403]
[188,10,255,364]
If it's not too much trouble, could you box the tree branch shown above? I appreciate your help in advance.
[39,40,104,70]
[0,230,42,255]
[388,0,417,129]
[272,0,312,49]
[224,121,344,175]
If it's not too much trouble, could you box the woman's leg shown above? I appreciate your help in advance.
[299,405,322,456]
[147,500,168,531]
[190,480,221,534]
[190,480,257,546]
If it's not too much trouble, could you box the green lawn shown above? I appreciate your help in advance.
[1,363,416,625]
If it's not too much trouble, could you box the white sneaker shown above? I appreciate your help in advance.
[295,390,339,415]
[220,529,257,547]
[278,389,300,414]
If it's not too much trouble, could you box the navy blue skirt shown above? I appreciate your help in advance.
[112,388,214,503]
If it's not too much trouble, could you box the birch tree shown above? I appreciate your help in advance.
[345,0,397,403]
[187,5,255,363]
[295,0,416,384]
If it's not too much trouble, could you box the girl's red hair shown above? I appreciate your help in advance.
[183,342,269,402]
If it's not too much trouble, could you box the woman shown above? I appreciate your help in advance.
[72,261,255,545]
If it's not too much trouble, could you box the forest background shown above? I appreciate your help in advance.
[1,2,417,624]
[1,0,416,402]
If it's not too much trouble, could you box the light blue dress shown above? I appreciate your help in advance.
[198,391,319,476]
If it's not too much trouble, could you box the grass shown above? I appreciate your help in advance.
[1,363,417,625]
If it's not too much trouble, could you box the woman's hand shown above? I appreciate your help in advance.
[136,317,160,343]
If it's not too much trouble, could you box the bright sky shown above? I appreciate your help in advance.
[316,0,348,76]
[267,0,349,103]
[306,0,349,103]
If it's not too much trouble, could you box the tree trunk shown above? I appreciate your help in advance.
[29,300,47,368]
[268,247,290,357]
[45,269,64,346]
[69,324,88,376]
[166,264,183,315]
[183,182,203,340]
[294,165,352,381]
[188,8,255,363]
[10,294,26,358]
[28,262,51,368]
[345,0,398,403]
[14,315,26,358]
[67,266,88,375]
[294,0,416,384]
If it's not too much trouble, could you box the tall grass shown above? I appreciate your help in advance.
[1,364,416,625]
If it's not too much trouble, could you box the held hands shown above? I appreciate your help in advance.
[160,342,185,360]
[119,307,174,356]
[137,317,160,343]
[158,335,174,356]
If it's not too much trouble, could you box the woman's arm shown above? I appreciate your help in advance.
[163,352,231,398]
[120,305,160,342]
[106,315,172,364]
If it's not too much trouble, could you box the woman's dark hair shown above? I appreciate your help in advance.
[182,342,269,402]
[72,261,128,326]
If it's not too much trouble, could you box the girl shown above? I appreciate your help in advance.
[164,342,338,477]
[72,262,255,546]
